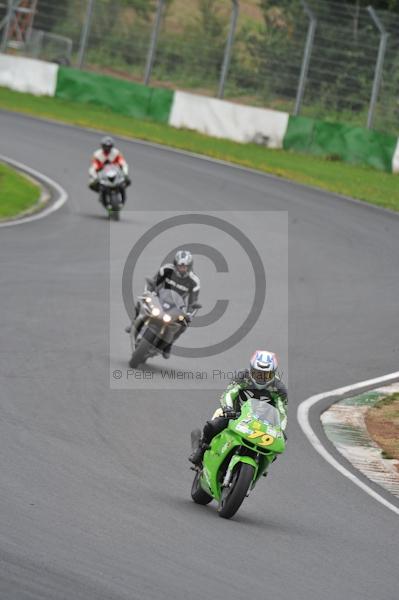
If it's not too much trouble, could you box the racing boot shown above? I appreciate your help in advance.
[89,179,100,192]
[188,440,209,466]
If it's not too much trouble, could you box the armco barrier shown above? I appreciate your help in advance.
[284,115,397,173]
[55,67,173,123]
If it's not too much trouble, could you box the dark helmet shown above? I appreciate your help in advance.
[101,136,114,155]
[174,249,193,278]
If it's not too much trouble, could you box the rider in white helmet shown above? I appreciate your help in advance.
[189,351,287,465]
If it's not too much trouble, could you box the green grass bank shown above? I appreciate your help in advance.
[0,161,41,219]
[1,86,398,212]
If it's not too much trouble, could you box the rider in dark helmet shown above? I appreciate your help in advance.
[101,136,114,153]
[189,351,288,466]
[88,136,131,204]
[126,250,201,358]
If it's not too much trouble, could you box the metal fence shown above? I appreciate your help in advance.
[1,0,399,135]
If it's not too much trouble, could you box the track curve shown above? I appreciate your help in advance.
[1,110,398,600]
[0,153,68,227]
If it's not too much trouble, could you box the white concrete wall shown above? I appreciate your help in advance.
[391,138,399,173]
[0,54,58,96]
[169,91,290,149]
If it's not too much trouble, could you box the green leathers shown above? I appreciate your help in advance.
[190,399,286,519]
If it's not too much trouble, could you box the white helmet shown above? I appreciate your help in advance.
[249,350,278,390]
[174,249,193,278]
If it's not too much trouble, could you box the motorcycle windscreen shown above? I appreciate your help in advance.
[248,400,281,427]
[158,288,186,311]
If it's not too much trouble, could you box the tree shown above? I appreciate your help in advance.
[157,0,226,81]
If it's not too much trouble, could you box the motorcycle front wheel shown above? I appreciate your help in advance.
[129,338,152,368]
[218,463,254,519]
[109,192,122,221]
[109,208,120,221]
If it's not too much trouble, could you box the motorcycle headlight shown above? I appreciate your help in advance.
[145,297,152,303]
[163,314,172,323]
[151,308,161,317]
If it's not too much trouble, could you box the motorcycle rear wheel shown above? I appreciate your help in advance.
[218,463,254,519]
[191,470,212,505]
[129,338,152,368]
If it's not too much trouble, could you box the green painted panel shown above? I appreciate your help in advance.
[284,115,397,172]
[55,67,173,123]
[282,115,315,153]
[147,87,174,123]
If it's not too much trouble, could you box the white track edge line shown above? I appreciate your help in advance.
[297,372,399,516]
[0,154,68,227]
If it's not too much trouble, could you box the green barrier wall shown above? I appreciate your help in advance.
[55,67,174,123]
[283,116,396,172]
[54,66,397,172]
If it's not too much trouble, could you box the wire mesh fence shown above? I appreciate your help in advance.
[1,0,399,135]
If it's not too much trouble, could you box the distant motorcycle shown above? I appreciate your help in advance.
[129,285,201,368]
[98,164,126,220]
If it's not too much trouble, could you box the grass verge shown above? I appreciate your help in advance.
[365,394,399,464]
[1,86,399,212]
[0,161,41,219]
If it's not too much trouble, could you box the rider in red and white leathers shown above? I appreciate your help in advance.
[89,136,130,203]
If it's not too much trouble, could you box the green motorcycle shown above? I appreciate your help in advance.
[190,399,286,519]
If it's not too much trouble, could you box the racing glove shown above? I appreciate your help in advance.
[223,407,238,419]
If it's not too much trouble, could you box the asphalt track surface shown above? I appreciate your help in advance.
[1,110,398,600]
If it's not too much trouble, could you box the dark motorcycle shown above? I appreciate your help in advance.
[129,287,201,368]
[98,164,126,221]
